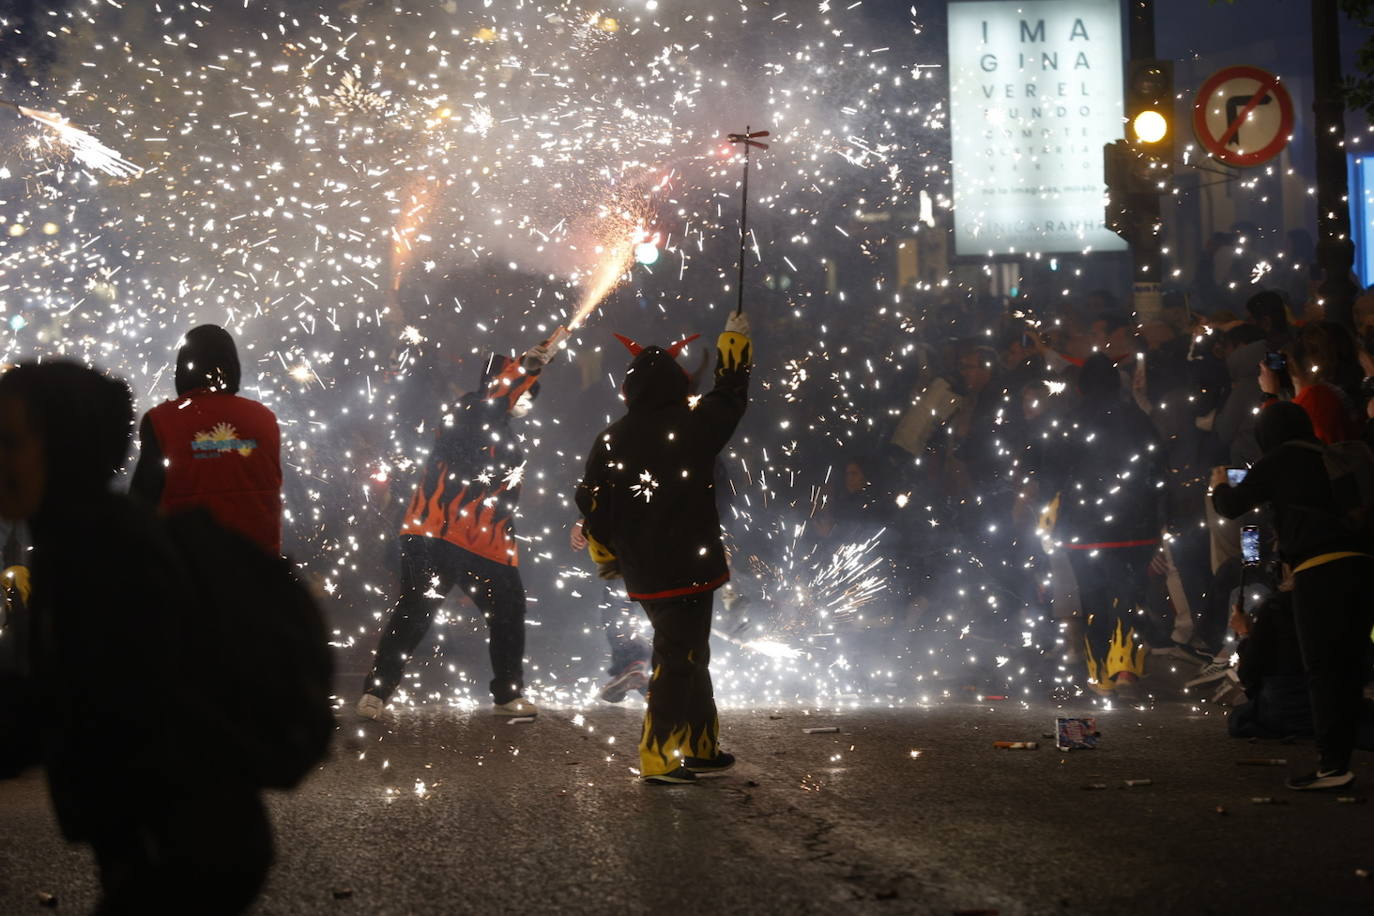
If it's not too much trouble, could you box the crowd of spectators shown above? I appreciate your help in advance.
[788,281,1374,751]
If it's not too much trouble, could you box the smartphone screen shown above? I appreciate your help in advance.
[1241,525,1261,566]
[1264,351,1287,372]
[1227,467,1248,486]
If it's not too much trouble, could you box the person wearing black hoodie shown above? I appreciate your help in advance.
[130,325,283,555]
[575,312,751,784]
[1212,401,1374,790]
[1040,354,1168,694]
[357,342,553,720]
[0,362,271,914]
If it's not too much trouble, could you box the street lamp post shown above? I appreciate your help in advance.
[1310,0,1357,329]
[1128,0,1164,323]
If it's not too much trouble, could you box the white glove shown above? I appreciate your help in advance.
[521,342,555,370]
[724,311,751,337]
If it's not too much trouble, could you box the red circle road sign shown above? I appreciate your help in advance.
[1192,65,1294,168]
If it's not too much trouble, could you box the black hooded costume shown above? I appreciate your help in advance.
[1041,354,1168,689]
[575,334,749,601]
[575,322,751,780]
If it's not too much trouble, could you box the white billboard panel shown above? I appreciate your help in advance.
[948,0,1127,255]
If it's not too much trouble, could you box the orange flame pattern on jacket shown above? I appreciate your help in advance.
[400,460,520,566]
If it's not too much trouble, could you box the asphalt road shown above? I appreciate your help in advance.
[3,699,1373,915]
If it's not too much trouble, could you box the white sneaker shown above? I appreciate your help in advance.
[493,697,538,717]
[356,694,385,720]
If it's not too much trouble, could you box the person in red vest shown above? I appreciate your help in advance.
[356,341,553,721]
[130,325,283,555]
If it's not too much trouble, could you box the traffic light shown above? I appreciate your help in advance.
[1125,58,1174,185]
[1104,60,1174,242]
[1103,139,1158,239]
[1103,139,1133,239]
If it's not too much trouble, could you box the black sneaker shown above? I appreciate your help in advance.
[1286,769,1355,791]
[641,766,697,785]
[684,752,736,777]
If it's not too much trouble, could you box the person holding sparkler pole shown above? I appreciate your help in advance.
[575,311,752,784]
[356,337,557,720]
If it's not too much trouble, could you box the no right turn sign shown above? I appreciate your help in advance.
[1192,65,1295,168]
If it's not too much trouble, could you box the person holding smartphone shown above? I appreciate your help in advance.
[1211,401,1374,791]
[1259,337,1359,445]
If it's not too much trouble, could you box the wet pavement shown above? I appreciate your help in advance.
[3,699,1374,914]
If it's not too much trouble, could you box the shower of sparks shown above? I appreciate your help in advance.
[0,0,1247,726]
[3,101,141,178]
[569,214,643,330]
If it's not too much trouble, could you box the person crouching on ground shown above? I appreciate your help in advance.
[575,311,751,784]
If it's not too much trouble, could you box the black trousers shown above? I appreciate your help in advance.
[638,591,719,777]
[90,789,272,915]
[1068,544,1158,684]
[1291,556,1374,772]
[364,536,526,705]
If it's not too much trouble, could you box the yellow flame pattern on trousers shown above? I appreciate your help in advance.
[1084,617,1146,687]
[639,656,719,777]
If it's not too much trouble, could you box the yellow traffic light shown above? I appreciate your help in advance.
[1131,110,1169,144]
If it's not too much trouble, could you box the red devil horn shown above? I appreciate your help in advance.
[613,334,644,357]
[665,334,701,358]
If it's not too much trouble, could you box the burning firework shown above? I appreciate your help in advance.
[1,101,141,179]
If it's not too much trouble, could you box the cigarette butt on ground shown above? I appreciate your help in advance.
[993,741,1038,750]
[506,716,536,725]
[803,726,840,734]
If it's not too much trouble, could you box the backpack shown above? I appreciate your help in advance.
[1293,440,1374,536]
[163,508,334,789]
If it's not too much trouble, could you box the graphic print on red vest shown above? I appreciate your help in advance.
[192,421,259,459]
[147,391,283,554]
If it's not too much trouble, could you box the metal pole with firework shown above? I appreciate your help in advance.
[726,127,769,316]
[0,99,141,179]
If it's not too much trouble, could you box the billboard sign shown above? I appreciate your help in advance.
[948,0,1127,255]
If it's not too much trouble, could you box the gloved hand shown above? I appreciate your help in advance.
[724,310,751,337]
[521,340,556,371]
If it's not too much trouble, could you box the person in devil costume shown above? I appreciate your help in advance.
[356,340,555,720]
[576,311,752,784]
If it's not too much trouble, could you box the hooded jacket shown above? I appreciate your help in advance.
[1212,400,1374,566]
[576,329,750,601]
[130,326,282,554]
[398,353,539,566]
[0,363,225,841]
